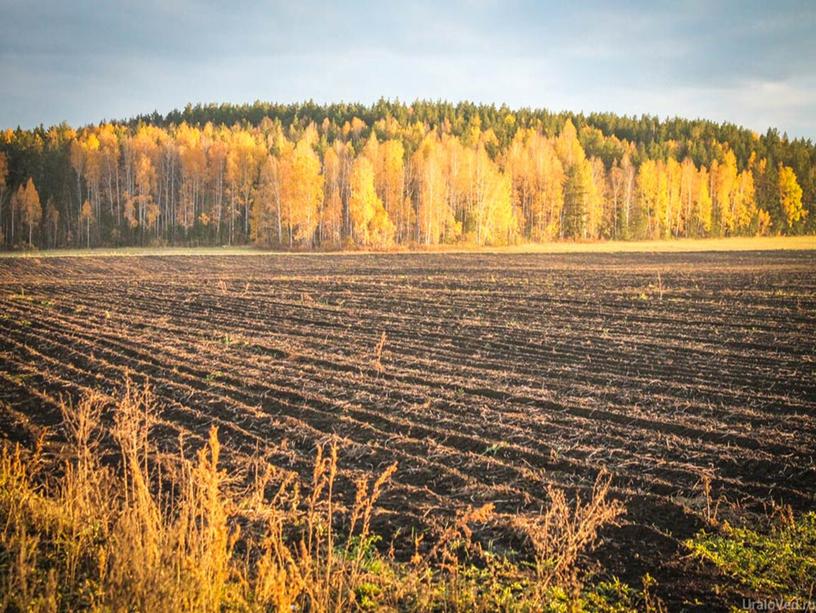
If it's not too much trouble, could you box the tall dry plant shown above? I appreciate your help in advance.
[0,440,51,611]
[372,331,387,373]
[250,438,397,611]
[103,382,241,612]
[57,391,114,596]
[512,471,625,598]
[1,391,114,611]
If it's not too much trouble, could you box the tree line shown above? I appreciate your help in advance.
[0,100,812,250]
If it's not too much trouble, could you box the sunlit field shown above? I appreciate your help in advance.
[1,235,813,259]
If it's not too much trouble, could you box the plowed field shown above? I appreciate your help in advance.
[1,250,814,608]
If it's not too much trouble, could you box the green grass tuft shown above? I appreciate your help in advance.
[686,512,816,598]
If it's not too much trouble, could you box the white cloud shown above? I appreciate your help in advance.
[0,0,814,138]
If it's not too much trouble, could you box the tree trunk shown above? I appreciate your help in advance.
[229,199,234,246]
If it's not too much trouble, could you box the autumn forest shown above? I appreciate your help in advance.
[0,100,813,250]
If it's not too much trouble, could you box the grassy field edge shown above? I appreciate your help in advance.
[0,235,814,259]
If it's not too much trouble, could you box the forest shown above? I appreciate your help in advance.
[0,100,813,250]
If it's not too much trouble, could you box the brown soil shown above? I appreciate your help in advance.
[1,250,814,610]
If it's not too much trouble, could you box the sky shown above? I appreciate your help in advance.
[1,0,815,138]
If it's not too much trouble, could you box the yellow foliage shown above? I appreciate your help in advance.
[778,164,806,228]
[350,156,394,247]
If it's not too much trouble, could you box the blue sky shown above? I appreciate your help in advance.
[1,0,814,138]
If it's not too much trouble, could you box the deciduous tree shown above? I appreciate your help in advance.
[777,164,806,229]
[17,178,42,246]
[349,156,394,247]
[81,199,94,248]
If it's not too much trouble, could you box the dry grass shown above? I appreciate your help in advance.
[0,382,635,611]
[512,474,625,599]
[371,332,387,373]
[1,234,812,259]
